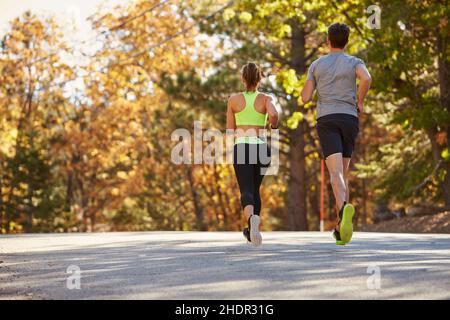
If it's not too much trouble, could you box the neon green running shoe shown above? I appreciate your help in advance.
[332,228,346,246]
[339,203,355,243]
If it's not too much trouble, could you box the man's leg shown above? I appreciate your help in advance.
[338,157,356,243]
[335,115,358,243]
[325,152,347,214]
[343,157,351,203]
[316,117,352,240]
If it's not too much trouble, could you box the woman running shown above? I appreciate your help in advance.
[226,62,280,246]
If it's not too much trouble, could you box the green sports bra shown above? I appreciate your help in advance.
[234,91,268,126]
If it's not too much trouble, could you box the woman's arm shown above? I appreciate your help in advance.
[226,96,236,130]
[266,94,281,129]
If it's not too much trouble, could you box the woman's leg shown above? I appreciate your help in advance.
[233,144,255,220]
[252,165,266,215]
[245,143,270,246]
[253,177,262,216]
[253,143,271,215]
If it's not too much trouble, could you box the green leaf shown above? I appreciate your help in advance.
[238,11,252,23]
[441,148,450,160]
[287,111,304,129]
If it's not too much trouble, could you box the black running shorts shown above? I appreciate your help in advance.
[316,113,359,159]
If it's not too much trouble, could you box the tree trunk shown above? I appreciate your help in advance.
[425,128,450,206]
[81,203,89,232]
[78,179,89,232]
[286,22,308,230]
[90,206,96,232]
[309,176,320,230]
[65,172,74,211]
[213,165,230,229]
[287,121,308,230]
[186,166,205,231]
[26,183,33,232]
[0,166,4,233]
[200,167,220,227]
[361,178,368,224]
[437,32,450,206]
[25,65,35,233]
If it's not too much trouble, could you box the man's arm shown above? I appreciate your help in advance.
[266,94,281,129]
[355,64,372,113]
[301,80,316,104]
[301,61,317,103]
[226,96,236,130]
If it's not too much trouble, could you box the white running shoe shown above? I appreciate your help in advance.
[249,215,262,247]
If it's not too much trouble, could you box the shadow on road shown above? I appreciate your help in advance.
[1,232,450,299]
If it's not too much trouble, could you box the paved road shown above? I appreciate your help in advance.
[1,232,450,300]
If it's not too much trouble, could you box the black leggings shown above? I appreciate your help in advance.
[233,143,271,215]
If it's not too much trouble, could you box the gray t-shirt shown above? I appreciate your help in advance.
[307,52,365,119]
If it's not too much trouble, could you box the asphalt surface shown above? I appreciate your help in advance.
[1,232,450,299]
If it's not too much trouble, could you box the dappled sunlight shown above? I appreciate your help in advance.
[2,232,450,299]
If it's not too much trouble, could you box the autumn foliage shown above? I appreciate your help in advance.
[1,0,449,233]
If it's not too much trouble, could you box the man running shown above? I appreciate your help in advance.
[301,23,372,245]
